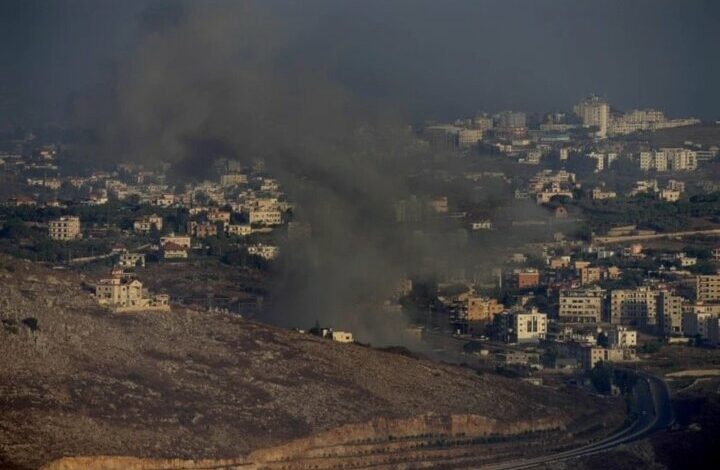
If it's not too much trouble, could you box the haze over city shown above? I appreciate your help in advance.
[0,1,719,470]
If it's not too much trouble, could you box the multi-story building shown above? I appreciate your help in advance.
[580,345,625,371]
[249,209,283,226]
[514,268,540,289]
[559,287,605,323]
[495,111,527,130]
[657,290,685,336]
[133,214,163,234]
[48,216,81,240]
[466,297,504,322]
[493,308,547,343]
[662,148,698,171]
[696,275,720,302]
[514,309,548,343]
[219,173,248,186]
[574,95,609,138]
[607,326,637,349]
[187,221,218,239]
[94,268,169,312]
[610,287,659,328]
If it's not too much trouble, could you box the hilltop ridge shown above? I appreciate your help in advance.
[0,255,622,469]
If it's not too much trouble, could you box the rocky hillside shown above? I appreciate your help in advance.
[0,255,623,469]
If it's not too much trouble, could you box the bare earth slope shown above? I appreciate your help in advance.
[0,255,622,469]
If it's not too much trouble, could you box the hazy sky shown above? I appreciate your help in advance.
[1,0,719,125]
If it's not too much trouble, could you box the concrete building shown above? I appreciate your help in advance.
[466,297,504,322]
[607,326,637,349]
[610,287,659,328]
[494,308,547,343]
[457,129,483,148]
[133,214,163,234]
[591,187,617,200]
[162,242,188,259]
[657,290,685,337]
[662,148,698,171]
[95,269,169,312]
[219,173,248,186]
[496,111,527,130]
[331,331,354,343]
[696,275,720,302]
[226,224,252,236]
[559,287,605,323]
[118,253,146,268]
[249,209,283,226]
[574,96,609,138]
[580,346,625,371]
[514,268,540,289]
[48,216,81,240]
[248,244,279,260]
[160,234,191,249]
[188,221,218,239]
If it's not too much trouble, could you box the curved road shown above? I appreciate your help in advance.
[480,371,673,469]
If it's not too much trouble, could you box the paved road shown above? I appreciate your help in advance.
[479,371,673,469]
[592,227,720,244]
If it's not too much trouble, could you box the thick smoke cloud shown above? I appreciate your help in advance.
[76,1,551,345]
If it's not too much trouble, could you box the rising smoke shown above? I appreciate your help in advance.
[77,1,552,345]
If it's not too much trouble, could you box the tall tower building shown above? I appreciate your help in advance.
[574,95,610,138]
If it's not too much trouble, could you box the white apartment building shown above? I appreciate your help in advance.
[514,309,547,343]
[48,216,81,240]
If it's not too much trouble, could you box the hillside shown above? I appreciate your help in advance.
[0,255,623,469]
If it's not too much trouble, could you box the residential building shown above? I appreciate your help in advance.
[559,287,605,323]
[248,244,279,260]
[514,309,548,343]
[219,173,248,186]
[696,275,720,302]
[162,242,188,259]
[514,268,540,289]
[249,209,283,226]
[331,331,354,343]
[160,234,191,249]
[133,214,163,234]
[226,224,252,236]
[188,221,218,238]
[466,297,504,322]
[574,95,609,138]
[492,308,547,343]
[580,346,625,371]
[48,216,81,240]
[657,290,685,336]
[607,326,637,349]
[660,189,681,202]
[610,287,659,328]
[118,253,146,268]
[591,187,617,200]
[95,268,169,312]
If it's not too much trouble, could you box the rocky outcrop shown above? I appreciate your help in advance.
[41,413,568,470]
